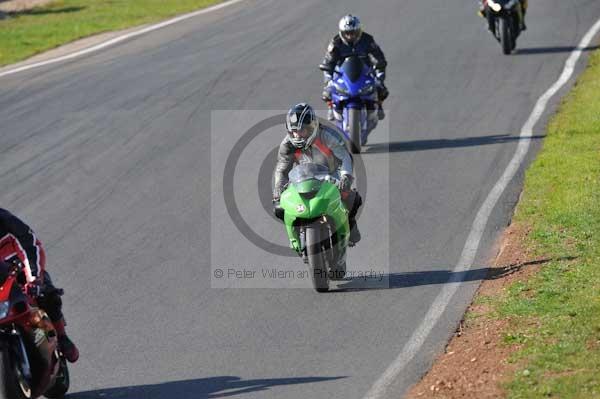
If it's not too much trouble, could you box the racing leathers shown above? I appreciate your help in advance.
[273,124,362,247]
[319,32,389,119]
[0,208,79,362]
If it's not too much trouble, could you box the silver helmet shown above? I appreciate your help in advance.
[338,14,362,45]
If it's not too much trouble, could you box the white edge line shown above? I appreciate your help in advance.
[363,18,600,399]
[0,0,245,78]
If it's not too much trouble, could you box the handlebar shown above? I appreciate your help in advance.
[5,259,64,298]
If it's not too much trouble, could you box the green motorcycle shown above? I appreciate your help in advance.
[274,163,350,292]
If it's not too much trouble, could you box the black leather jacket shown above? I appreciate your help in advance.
[0,208,44,279]
[319,32,387,75]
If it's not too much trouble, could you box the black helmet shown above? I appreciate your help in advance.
[285,103,319,149]
[338,14,362,45]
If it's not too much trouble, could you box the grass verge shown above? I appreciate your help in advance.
[493,46,600,398]
[0,0,224,66]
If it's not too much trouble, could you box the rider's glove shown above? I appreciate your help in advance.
[272,197,284,220]
[24,281,42,298]
[272,189,281,203]
[338,174,353,192]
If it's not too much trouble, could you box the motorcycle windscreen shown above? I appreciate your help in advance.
[340,56,365,83]
[294,179,322,194]
[288,163,330,185]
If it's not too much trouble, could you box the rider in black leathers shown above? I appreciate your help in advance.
[319,15,389,121]
[0,208,79,363]
[478,0,527,31]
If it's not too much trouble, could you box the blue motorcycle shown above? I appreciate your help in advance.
[327,55,380,153]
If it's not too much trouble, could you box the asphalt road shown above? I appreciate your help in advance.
[1,0,599,398]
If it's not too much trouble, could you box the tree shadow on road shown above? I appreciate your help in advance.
[333,257,576,291]
[514,45,600,55]
[69,375,346,399]
[363,134,544,154]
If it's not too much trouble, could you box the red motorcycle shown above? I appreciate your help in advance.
[0,260,69,398]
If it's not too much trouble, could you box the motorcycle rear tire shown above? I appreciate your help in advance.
[306,224,329,292]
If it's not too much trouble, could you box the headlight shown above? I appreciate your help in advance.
[334,83,349,95]
[359,85,375,95]
[488,0,502,12]
[0,301,10,319]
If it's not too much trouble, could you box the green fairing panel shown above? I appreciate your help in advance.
[295,179,321,194]
[280,181,350,252]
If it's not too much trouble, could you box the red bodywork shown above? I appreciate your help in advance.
[0,263,61,398]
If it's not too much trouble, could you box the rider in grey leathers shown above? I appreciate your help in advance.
[273,103,362,246]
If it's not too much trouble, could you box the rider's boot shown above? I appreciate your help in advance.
[330,260,347,280]
[349,218,361,246]
[377,103,386,121]
[518,1,527,30]
[54,318,79,363]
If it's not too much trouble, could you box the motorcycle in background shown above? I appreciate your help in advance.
[327,55,381,153]
[484,0,525,54]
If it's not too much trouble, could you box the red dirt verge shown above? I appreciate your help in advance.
[404,222,545,398]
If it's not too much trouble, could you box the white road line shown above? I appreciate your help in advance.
[0,0,245,79]
[363,18,600,399]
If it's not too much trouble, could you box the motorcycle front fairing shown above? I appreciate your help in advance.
[486,0,522,32]
[280,164,349,254]
[0,262,60,398]
[329,56,378,140]
[0,272,32,383]
[0,267,31,326]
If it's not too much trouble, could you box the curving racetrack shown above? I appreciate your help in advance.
[1,0,599,398]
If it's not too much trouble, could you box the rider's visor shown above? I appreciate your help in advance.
[288,126,313,139]
[342,30,360,44]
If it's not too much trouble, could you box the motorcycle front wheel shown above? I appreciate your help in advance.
[348,108,361,154]
[305,224,329,292]
[499,17,513,55]
[0,343,32,399]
